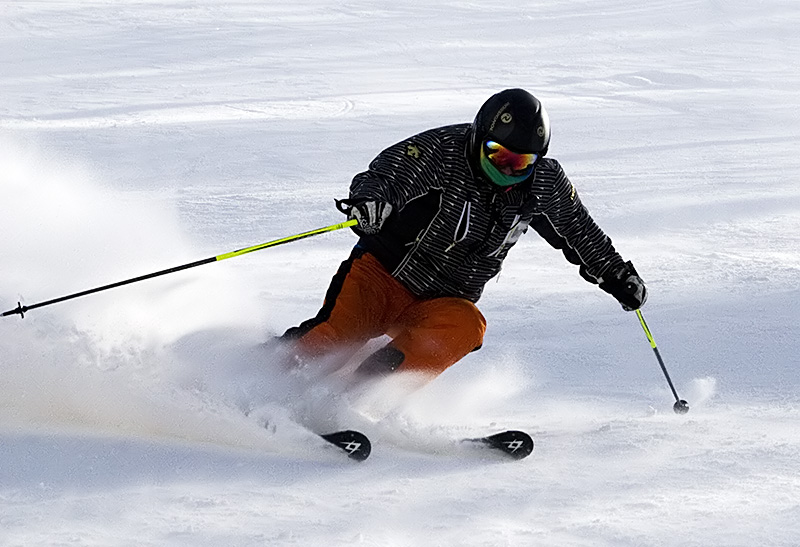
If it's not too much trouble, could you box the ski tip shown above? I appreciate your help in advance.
[476,430,534,460]
[320,430,372,462]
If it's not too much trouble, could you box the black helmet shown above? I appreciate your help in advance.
[470,89,550,187]
[472,88,550,156]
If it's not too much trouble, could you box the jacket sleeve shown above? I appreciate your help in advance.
[530,160,626,284]
[349,137,443,209]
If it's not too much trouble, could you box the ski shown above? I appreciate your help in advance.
[247,408,372,461]
[320,429,372,461]
[465,430,534,460]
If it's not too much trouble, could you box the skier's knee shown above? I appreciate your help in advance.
[451,299,487,351]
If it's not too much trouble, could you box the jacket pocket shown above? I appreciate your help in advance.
[446,201,472,252]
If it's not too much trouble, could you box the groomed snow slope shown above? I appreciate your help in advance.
[1,1,799,545]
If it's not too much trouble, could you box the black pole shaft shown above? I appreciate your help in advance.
[635,309,689,414]
[650,345,680,402]
[2,257,216,318]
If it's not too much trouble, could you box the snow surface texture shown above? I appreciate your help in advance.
[1,1,799,545]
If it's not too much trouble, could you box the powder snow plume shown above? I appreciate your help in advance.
[0,137,301,452]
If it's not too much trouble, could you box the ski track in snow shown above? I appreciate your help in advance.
[1,1,800,546]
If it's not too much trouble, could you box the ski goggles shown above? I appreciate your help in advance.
[479,140,537,187]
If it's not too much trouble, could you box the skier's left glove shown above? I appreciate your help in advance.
[599,261,648,311]
[336,198,393,236]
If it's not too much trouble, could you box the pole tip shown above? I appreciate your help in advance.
[1,302,26,318]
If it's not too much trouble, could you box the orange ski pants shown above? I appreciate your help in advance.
[286,250,486,378]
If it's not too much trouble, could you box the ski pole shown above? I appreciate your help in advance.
[2,219,357,319]
[635,309,689,414]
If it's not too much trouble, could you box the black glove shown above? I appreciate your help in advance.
[599,261,648,311]
[336,198,393,235]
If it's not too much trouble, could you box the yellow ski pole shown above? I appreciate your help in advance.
[636,309,690,414]
[2,219,357,318]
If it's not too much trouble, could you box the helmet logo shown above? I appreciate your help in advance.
[537,126,546,137]
[489,101,512,132]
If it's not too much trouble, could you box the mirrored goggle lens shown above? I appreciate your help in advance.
[483,140,537,174]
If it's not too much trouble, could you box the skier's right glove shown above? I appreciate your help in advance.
[336,198,393,236]
[599,261,648,311]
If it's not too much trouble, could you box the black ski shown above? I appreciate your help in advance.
[248,408,372,461]
[320,429,372,461]
[466,430,534,460]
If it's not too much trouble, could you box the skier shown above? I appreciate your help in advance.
[280,88,646,386]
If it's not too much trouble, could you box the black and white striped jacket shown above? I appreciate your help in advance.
[349,123,626,303]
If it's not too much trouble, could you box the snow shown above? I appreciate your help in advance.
[1,0,799,545]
